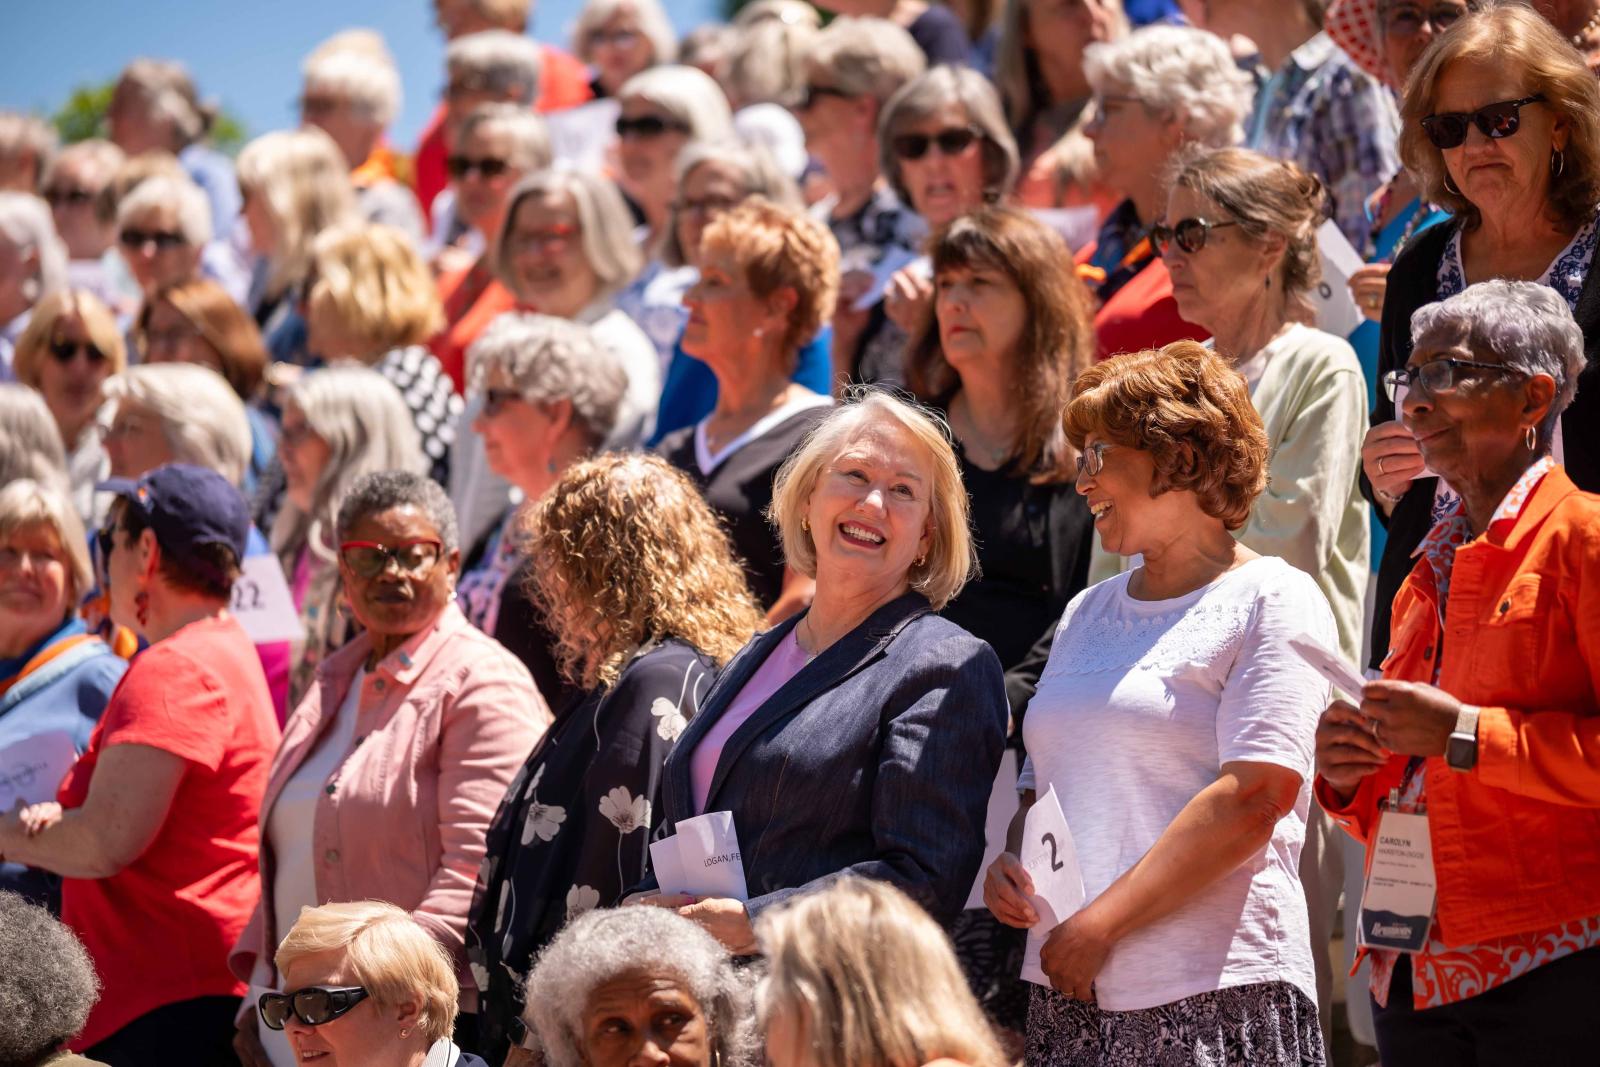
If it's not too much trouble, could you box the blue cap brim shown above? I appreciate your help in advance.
[95,477,142,497]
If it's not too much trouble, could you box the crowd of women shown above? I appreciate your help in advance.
[1,0,1597,1065]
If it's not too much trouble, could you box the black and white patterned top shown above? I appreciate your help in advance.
[376,345,462,488]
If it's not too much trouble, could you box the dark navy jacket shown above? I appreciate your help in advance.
[643,591,1008,921]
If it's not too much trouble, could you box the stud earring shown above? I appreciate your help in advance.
[801,515,810,532]
[134,589,150,628]
[400,1028,410,1040]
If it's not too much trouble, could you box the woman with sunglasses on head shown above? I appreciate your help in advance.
[1365,1,1600,677]
[258,900,491,1067]
[232,471,548,1067]
[0,464,280,1065]
[11,289,125,525]
[1075,24,1254,360]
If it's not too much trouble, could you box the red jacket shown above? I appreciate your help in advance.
[1074,244,1208,360]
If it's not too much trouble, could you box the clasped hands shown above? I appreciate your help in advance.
[983,852,1114,1003]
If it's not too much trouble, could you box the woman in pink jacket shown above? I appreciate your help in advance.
[231,470,549,1067]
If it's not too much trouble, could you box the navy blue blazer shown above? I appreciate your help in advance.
[642,591,1008,921]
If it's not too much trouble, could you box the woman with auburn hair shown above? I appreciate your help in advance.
[759,876,1009,1067]
[985,342,1336,1066]
[467,452,762,1064]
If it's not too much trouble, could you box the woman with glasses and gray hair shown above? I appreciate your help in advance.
[231,471,548,1067]
[1316,280,1600,1065]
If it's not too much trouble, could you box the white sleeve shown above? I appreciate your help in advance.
[1017,755,1036,793]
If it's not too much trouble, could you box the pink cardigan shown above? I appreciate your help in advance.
[229,602,550,990]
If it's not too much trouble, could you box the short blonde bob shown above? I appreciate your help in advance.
[698,196,840,360]
[756,876,1009,1067]
[1063,340,1268,531]
[768,390,975,610]
[0,479,94,603]
[1400,1,1600,233]
[274,901,458,1045]
[13,289,127,388]
[236,127,357,297]
[309,222,445,354]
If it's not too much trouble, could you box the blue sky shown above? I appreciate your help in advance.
[1,0,721,150]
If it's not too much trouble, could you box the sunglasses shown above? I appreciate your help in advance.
[339,538,443,579]
[671,194,743,218]
[1150,217,1239,256]
[1075,441,1112,478]
[447,155,513,180]
[119,228,188,251]
[590,27,641,47]
[258,986,371,1031]
[1382,2,1469,36]
[1420,95,1544,150]
[891,126,982,161]
[615,115,690,140]
[795,84,854,111]
[49,338,108,364]
[509,222,578,254]
[44,187,96,208]
[481,387,525,417]
[1382,358,1527,402]
[95,521,121,563]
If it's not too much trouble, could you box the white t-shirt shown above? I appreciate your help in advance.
[1020,556,1334,1011]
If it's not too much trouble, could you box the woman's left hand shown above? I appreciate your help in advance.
[884,266,933,333]
[1039,906,1117,1002]
[674,896,759,955]
[1361,679,1462,757]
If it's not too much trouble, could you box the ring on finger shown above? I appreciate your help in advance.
[1378,457,1388,475]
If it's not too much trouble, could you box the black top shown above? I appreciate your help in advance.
[940,437,1094,721]
[908,4,971,65]
[657,405,831,609]
[461,522,580,717]
[466,638,716,1063]
[1367,219,1600,667]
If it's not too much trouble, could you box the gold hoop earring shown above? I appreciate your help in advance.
[1526,424,1538,451]
[1552,149,1566,178]
[914,554,926,567]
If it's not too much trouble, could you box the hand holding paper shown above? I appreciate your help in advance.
[1017,785,1087,986]
[648,810,749,902]
[1288,632,1368,701]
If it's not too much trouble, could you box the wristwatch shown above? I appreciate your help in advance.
[1445,705,1480,771]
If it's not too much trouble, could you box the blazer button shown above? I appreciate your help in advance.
[325,849,340,863]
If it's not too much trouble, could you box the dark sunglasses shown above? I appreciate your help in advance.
[258,986,371,1031]
[891,126,983,161]
[119,228,188,251]
[44,187,96,208]
[447,155,513,179]
[1420,95,1544,150]
[795,84,854,111]
[1150,217,1239,256]
[1382,2,1469,36]
[339,538,443,579]
[95,521,120,563]
[1382,358,1527,401]
[481,387,528,417]
[615,115,689,139]
[49,338,108,364]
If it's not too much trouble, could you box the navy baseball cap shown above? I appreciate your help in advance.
[98,464,251,581]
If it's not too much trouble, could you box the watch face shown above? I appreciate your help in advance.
[1446,733,1477,770]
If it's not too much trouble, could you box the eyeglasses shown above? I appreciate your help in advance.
[279,420,319,448]
[508,222,578,254]
[258,986,371,1031]
[795,84,854,111]
[44,187,96,208]
[1420,95,1544,150]
[481,387,526,417]
[297,95,343,117]
[49,339,108,365]
[589,27,642,48]
[1382,1,1469,36]
[98,416,150,442]
[891,126,983,161]
[444,74,499,99]
[671,195,743,219]
[1075,441,1112,478]
[119,228,188,252]
[1382,358,1528,401]
[447,155,513,180]
[339,539,443,579]
[1150,217,1240,256]
[615,115,690,140]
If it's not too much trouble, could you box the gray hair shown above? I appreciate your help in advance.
[459,103,553,172]
[0,382,68,492]
[495,169,644,303]
[335,469,460,554]
[116,59,215,146]
[303,34,403,128]
[1084,25,1255,149]
[116,173,213,246]
[805,17,927,103]
[662,139,802,267]
[718,14,817,107]
[0,479,92,601]
[618,65,735,143]
[0,192,69,302]
[523,907,758,1067]
[467,312,627,446]
[0,891,102,1065]
[574,0,680,66]
[0,112,59,186]
[879,66,1021,208]
[1410,280,1588,448]
[448,30,546,106]
[103,363,252,486]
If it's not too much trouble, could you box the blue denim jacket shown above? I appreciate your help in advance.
[645,592,1008,921]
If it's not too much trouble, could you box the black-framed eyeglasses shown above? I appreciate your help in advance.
[258,986,371,1031]
[1382,358,1528,401]
[1150,217,1240,256]
[615,115,690,140]
[447,155,513,180]
[339,539,443,579]
[1420,95,1544,150]
[481,387,526,417]
[44,186,96,208]
[671,194,743,218]
[49,338,107,365]
[891,126,983,161]
[118,228,188,252]
[1075,441,1113,478]
[795,84,854,111]
[1382,1,1470,36]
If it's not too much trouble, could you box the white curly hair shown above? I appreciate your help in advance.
[1083,24,1255,149]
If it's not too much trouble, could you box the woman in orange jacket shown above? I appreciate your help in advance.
[1314,280,1600,1066]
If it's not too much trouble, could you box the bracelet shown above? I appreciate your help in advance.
[1374,487,1403,507]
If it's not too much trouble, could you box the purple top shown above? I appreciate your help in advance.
[689,629,811,814]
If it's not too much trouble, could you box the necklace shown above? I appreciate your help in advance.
[952,395,1013,467]
[794,617,821,663]
[1573,5,1600,47]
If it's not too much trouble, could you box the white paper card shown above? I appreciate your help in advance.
[1030,205,1102,254]
[651,810,749,901]
[648,836,688,900]
[1288,632,1366,701]
[852,246,923,312]
[232,552,303,644]
[1311,219,1366,340]
[1018,785,1087,986]
[1357,808,1437,953]
[0,731,77,810]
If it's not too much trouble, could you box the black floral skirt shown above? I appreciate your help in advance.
[949,909,1031,1034]
[1025,980,1326,1067]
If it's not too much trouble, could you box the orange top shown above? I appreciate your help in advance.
[1317,465,1600,947]
[430,260,518,392]
[351,140,412,191]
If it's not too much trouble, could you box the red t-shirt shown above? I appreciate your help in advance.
[1074,243,1209,360]
[60,614,281,1049]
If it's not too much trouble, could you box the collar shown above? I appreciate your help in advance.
[322,601,469,688]
[1413,455,1559,560]
[0,617,82,680]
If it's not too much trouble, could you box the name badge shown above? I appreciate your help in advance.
[1357,803,1437,954]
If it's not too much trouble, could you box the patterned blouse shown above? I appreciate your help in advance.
[1370,455,1600,1009]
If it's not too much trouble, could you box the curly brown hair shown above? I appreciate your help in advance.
[519,453,763,690]
[1062,341,1268,530]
